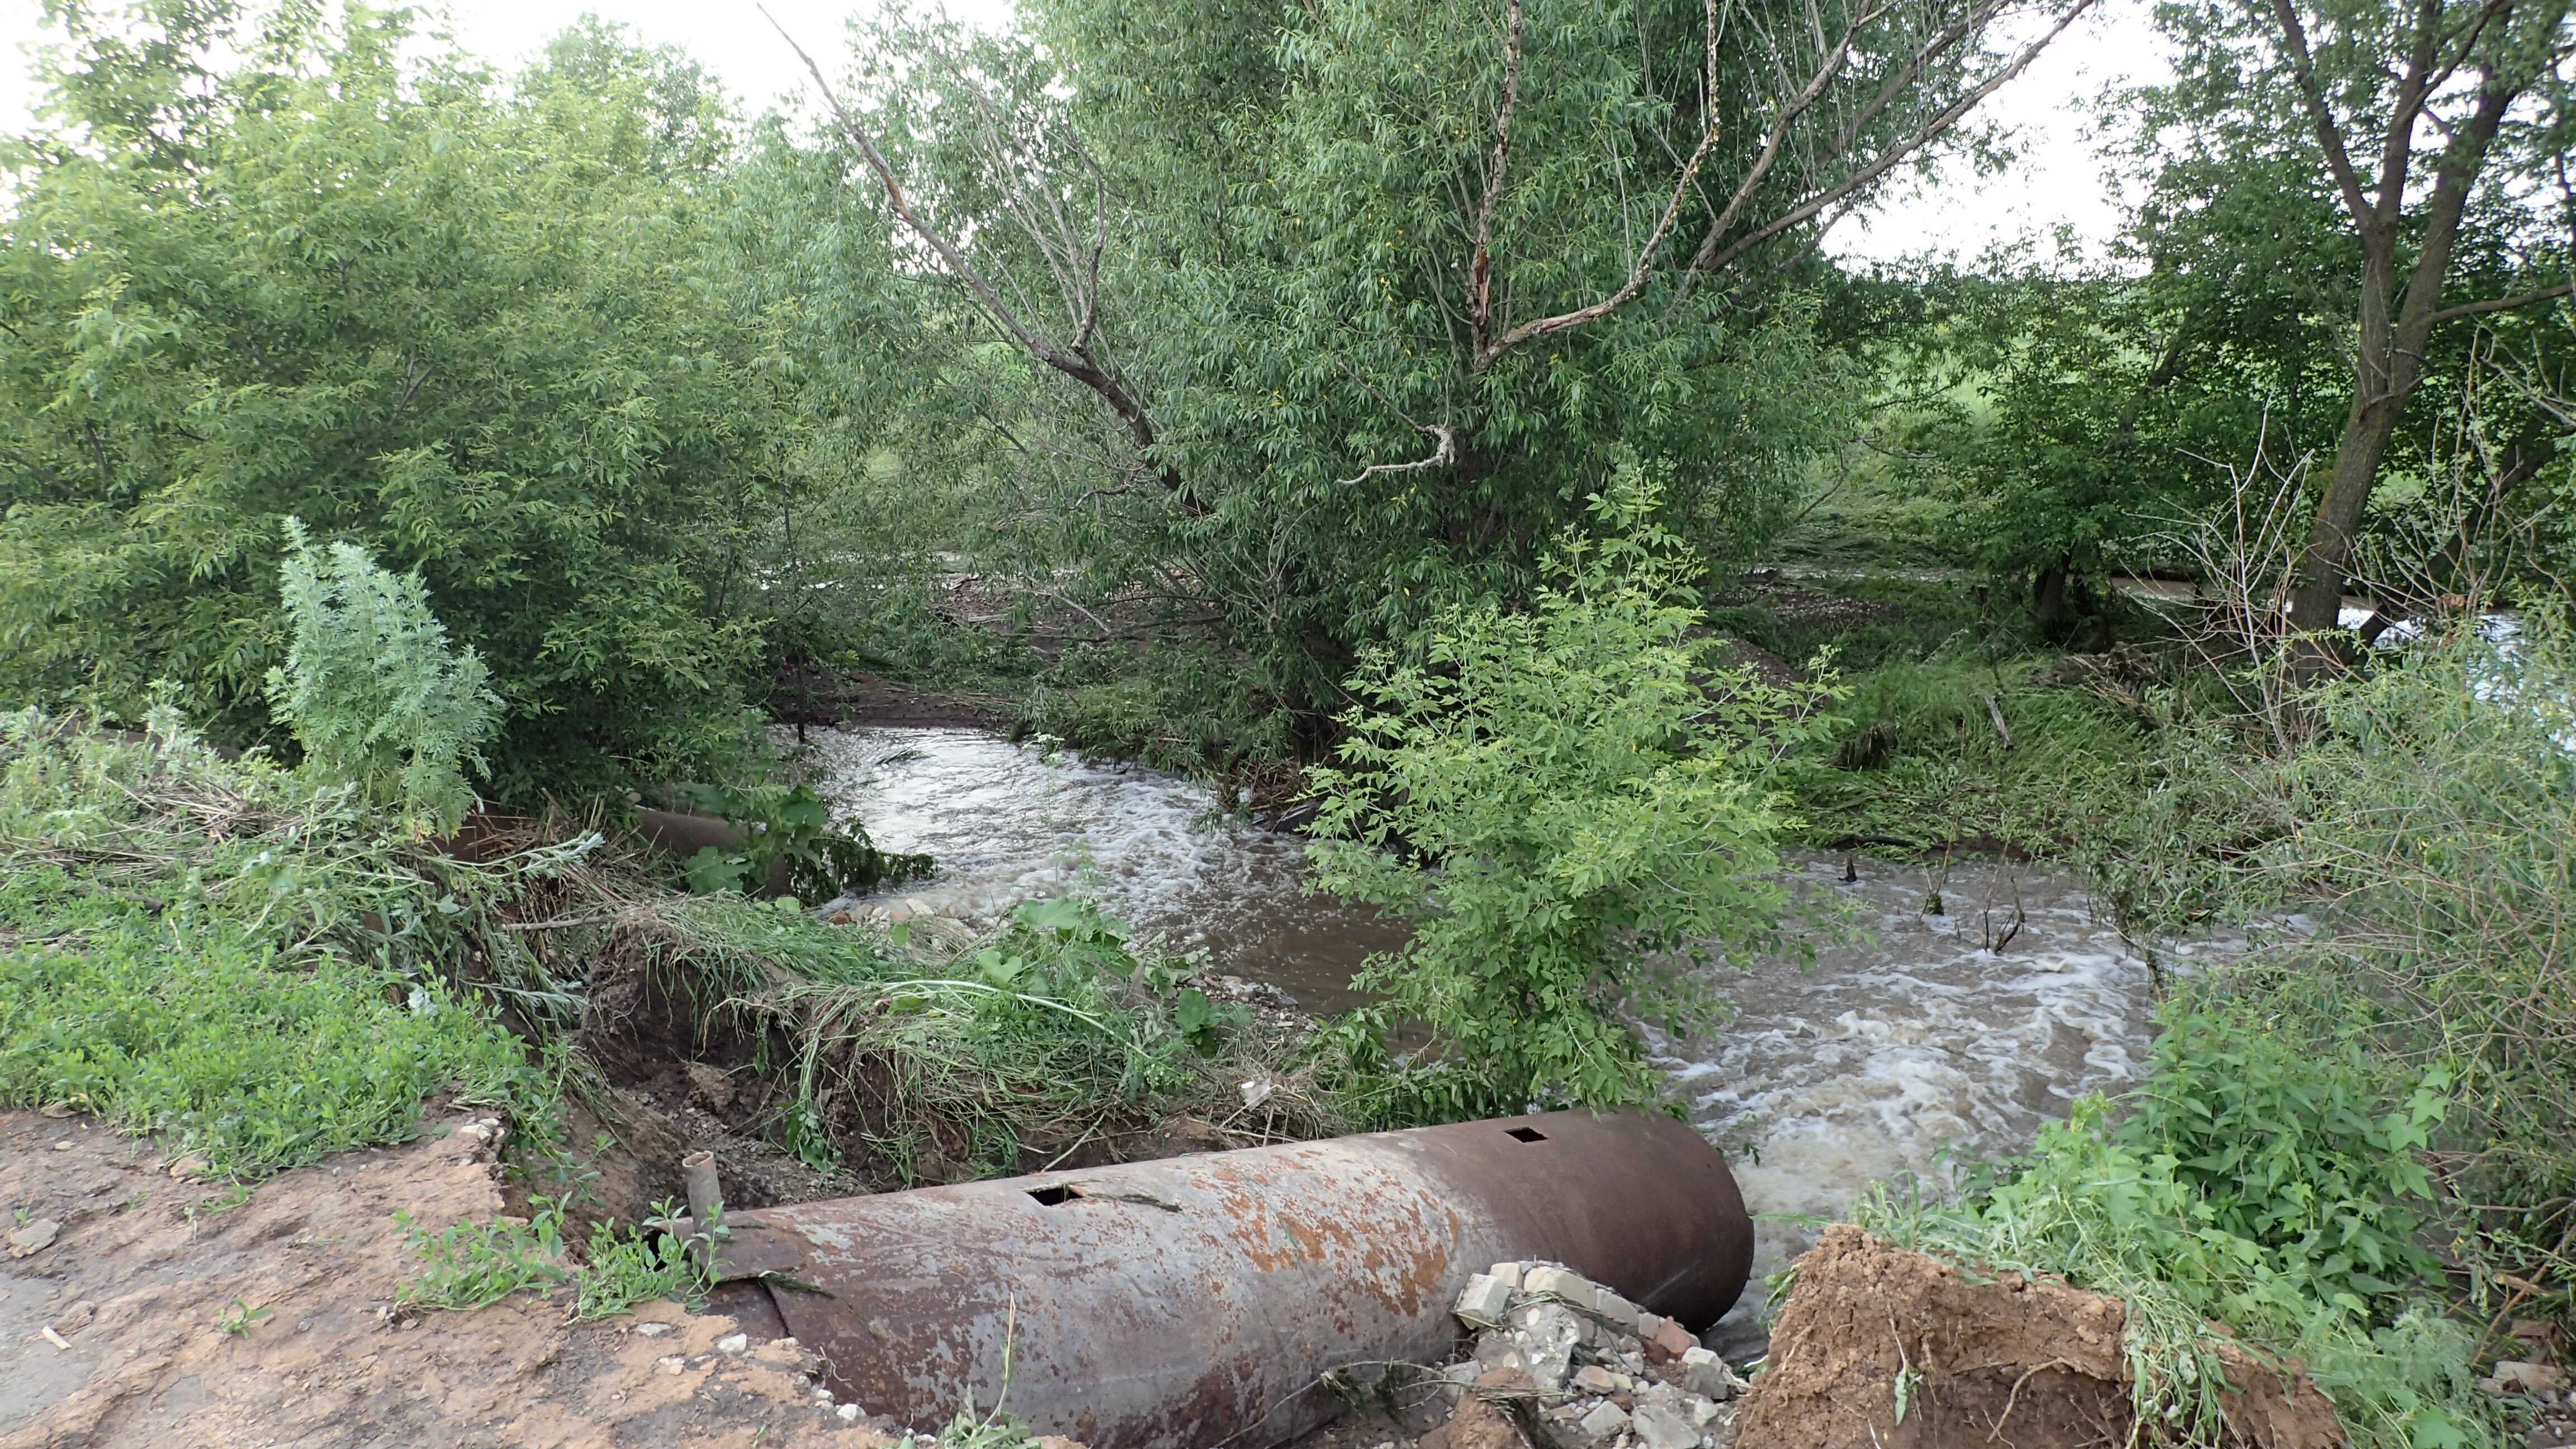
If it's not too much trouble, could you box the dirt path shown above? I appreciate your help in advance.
[0,1110,898,1449]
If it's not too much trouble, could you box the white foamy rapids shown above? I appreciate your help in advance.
[1666,855,2159,1354]
[789,724,1400,1007]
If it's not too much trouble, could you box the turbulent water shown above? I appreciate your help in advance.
[800,723,2175,1348]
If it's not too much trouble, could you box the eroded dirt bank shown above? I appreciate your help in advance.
[1735,1225,2341,1449]
[0,1109,898,1449]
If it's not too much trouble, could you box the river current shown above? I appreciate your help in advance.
[797,724,2172,1350]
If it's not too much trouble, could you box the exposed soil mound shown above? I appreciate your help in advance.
[1735,1225,2340,1449]
[0,1109,897,1449]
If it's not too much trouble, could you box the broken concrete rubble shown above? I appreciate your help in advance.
[1405,1259,1744,1449]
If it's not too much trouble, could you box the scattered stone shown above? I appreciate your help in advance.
[40,1102,74,1118]
[52,1140,72,1152]
[635,1322,674,1338]
[1684,1396,1724,1429]
[716,1332,750,1355]
[1571,1366,1620,1395]
[8,1218,61,1257]
[1632,1401,1699,1449]
[838,1404,862,1423]
[1644,1316,1697,1365]
[2497,1362,2565,1394]
[167,1153,210,1180]
[1488,1262,1527,1290]
[1677,1347,1742,1402]
[656,1356,686,1375]
[1508,1301,1588,1391]
[1576,1401,1632,1442]
[1421,1368,1535,1449]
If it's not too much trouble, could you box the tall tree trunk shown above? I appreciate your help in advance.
[2283,61,2527,642]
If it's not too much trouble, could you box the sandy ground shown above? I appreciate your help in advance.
[0,1108,899,1449]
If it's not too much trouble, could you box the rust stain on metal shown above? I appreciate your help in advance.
[716,1109,1750,1449]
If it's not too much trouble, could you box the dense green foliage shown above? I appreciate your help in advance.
[1304,477,1836,1116]
[757,0,2076,718]
[0,6,806,796]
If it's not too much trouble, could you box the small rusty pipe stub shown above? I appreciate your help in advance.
[713,1109,1750,1449]
[683,1149,722,1228]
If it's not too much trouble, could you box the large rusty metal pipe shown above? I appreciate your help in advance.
[709,1109,1750,1449]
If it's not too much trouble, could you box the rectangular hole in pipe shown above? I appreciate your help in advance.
[1506,1127,1547,1143]
[1027,1185,1078,1206]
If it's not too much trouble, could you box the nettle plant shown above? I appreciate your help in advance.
[266,520,501,837]
[1304,470,1840,1117]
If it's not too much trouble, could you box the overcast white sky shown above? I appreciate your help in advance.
[0,0,2167,267]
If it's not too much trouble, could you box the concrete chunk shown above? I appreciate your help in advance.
[1522,1265,1598,1311]
[1454,1272,1516,1327]
[1678,1346,1744,1401]
[1576,1401,1632,1442]
[1591,1287,1642,1336]
[1632,1401,1702,1449]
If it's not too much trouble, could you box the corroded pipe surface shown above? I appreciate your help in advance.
[713,1109,1750,1449]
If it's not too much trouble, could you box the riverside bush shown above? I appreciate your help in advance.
[1857,1019,2491,1448]
[0,8,802,797]
[1304,472,1839,1118]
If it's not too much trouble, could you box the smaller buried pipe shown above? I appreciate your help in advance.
[709,1109,1750,1449]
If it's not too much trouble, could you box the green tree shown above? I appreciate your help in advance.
[0,3,808,797]
[771,0,2096,707]
[1303,471,1837,1115]
[2134,0,2575,640]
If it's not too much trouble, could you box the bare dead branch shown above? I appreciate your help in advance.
[1466,0,1526,358]
[1690,0,2097,278]
[761,7,1187,503]
[2422,280,2576,327]
[1334,425,1458,487]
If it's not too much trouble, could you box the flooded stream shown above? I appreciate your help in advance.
[800,724,2169,1348]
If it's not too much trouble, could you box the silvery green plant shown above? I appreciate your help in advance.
[266,520,500,837]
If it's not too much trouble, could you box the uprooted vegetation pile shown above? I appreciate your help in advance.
[0,709,1348,1246]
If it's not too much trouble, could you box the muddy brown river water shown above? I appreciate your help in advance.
[799,724,2189,1351]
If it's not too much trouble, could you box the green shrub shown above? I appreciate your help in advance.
[0,8,799,798]
[1855,1001,2490,1449]
[267,522,501,838]
[1304,473,1839,1117]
